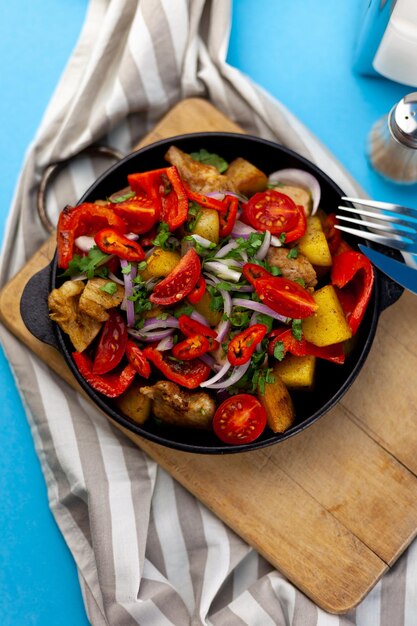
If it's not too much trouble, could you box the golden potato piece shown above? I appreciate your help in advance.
[192,290,223,326]
[302,285,352,347]
[115,383,152,425]
[274,354,316,390]
[140,247,181,280]
[298,216,332,267]
[226,157,268,197]
[258,368,295,433]
[193,208,220,243]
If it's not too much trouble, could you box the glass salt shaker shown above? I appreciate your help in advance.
[367,92,417,184]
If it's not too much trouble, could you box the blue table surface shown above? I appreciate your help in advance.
[0,1,415,624]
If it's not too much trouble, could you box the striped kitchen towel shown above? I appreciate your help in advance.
[0,1,414,624]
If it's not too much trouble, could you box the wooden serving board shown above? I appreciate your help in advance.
[2,98,417,614]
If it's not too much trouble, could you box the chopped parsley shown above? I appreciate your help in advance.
[189,148,228,173]
[109,190,136,203]
[287,247,298,259]
[273,341,285,361]
[121,262,132,275]
[253,367,275,395]
[292,319,303,341]
[100,281,118,295]
[60,246,110,279]
[206,285,224,312]
[173,303,194,318]
[293,277,306,288]
[186,202,203,232]
[129,279,152,317]
[152,222,175,249]
[253,313,274,333]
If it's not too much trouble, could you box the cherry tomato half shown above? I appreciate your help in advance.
[150,248,201,306]
[242,263,272,287]
[213,394,267,445]
[125,340,151,378]
[227,324,268,366]
[92,310,128,375]
[255,277,317,319]
[243,190,306,242]
[187,275,206,304]
[172,334,211,360]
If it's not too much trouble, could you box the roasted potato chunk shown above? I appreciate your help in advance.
[140,247,181,280]
[226,158,268,196]
[193,208,220,243]
[274,354,316,390]
[302,285,352,347]
[298,216,332,268]
[258,368,295,433]
[115,383,152,425]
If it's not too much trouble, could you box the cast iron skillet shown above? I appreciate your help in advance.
[20,132,403,454]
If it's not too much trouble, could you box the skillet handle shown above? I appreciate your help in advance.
[377,271,404,312]
[20,260,59,349]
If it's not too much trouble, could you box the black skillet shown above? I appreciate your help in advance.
[20,133,403,454]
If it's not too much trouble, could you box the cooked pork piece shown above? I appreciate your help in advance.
[48,280,102,352]
[140,381,215,429]
[78,278,125,322]
[165,145,237,194]
[266,247,317,289]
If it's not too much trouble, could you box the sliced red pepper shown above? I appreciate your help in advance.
[227,324,268,366]
[184,186,228,212]
[92,310,128,374]
[142,347,211,389]
[187,275,206,304]
[111,196,158,234]
[242,263,272,287]
[178,314,218,339]
[150,248,201,306]
[219,196,239,238]
[160,166,189,231]
[172,334,211,360]
[57,203,127,269]
[94,228,145,261]
[331,250,374,335]
[72,351,136,398]
[268,328,345,365]
[125,340,151,378]
[128,168,167,210]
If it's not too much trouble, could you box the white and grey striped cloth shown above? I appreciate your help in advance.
[1,1,415,624]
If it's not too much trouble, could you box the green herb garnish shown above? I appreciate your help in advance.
[152,222,171,249]
[292,319,303,341]
[60,246,109,279]
[273,341,285,361]
[287,247,298,259]
[100,281,118,295]
[189,148,228,173]
[109,190,136,203]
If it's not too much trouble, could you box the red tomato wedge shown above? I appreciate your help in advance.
[227,324,268,366]
[94,228,145,261]
[150,248,201,306]
[255,277,317,319]
[213,394,267,445]
[187,274,206,304]
[92,310,128,375]
[242,190,307,242]
[125,340,151,378]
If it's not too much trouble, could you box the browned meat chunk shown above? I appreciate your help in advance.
[140,381,215,429]
[266,247,317,288]
[165,145,236,194]
[78,278,125,322]
[48,280,102,352]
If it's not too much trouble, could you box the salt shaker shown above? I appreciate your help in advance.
[367,92,417,184]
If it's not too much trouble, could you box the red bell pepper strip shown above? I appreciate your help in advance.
[172,334,211,361]
[184,186,228,212]
[57,203,127,269]
[178,314,218,339]
[322,213,342,256]
[72,351,136,397]
[142,347,211,389]
[94,228,145,261]
[227,324,268,366]
[331,250,374,335]
[187,275,206,304]
[125,340,151,378]
[111,197,158,234]
[268,328,345,365]
[219,196,239,238]
[160,166,189,231]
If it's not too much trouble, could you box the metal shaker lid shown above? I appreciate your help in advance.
[389,92,417,149]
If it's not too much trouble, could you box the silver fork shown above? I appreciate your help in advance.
[336,197,417,254]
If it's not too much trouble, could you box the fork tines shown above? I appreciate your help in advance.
[335,196,417,254]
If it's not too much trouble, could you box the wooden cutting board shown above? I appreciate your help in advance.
[2,97,417,614]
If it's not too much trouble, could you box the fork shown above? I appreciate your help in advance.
[335,197,417,254]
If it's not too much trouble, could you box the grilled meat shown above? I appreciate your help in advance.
[266,247,317,289]
[140,381,215,429]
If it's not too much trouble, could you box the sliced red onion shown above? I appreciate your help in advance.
[188,234,216,248]
[156,335,175,351]
[215,241,239,259]
[126,232,139,241]
[205,191,225,200]
[121,259,137,328]
[204,261,241,282]
[199,353,220,371]
[268,168,321,215]
[254,231,271,260]
[142,316,179,331]
[270,235,283,247]
[231,221,257,239]
[200,360,232,388]
[108,271,125,285]
[214,289,232,342]
[224,191,248,202]
[74,235,95,252]
[202,360,251,390]
[190,310,210,327]
[232,298,289,324]
[70,274,88,281]
[128,328,174,342]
